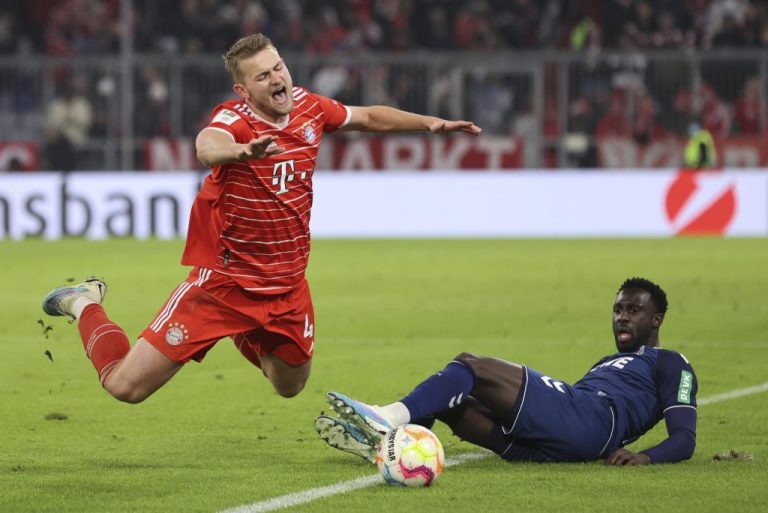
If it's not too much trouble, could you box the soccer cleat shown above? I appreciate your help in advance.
[42,278,107,318]
[315,415,377,464]
[326,392,394,446]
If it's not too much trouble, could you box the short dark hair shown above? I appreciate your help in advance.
[619,277,668,314]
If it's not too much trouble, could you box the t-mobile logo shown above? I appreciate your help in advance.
[272,160,306,195]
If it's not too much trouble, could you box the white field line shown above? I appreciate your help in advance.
[218,452,490,513]
[697,382,768,405]
[218,382,768,513]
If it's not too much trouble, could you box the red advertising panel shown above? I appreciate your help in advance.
[598,135,768,168]
[321,136,523,170]
[143,136,524,171]
[0,142,39,171]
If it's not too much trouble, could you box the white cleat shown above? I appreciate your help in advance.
[42,278,107,318]
[326,392,394,446]
[315,415,377,464]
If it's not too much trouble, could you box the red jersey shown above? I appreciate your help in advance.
[181,86,351,293]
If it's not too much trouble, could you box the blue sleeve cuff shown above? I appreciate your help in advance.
[641,407,697,463]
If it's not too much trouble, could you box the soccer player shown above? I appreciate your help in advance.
[316,278,698,465]
[41,33,481,404]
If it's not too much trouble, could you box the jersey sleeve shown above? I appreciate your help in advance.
[657,350,698,412]
[206,105,252,143]
[310,92,352,133]
[641,406,696,463]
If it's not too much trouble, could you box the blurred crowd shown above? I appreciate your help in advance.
[1,0,768,171]
[2,0,768,56]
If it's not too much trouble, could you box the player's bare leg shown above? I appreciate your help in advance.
[260,354,310,398]
[453,352,525,422]
[101,338,183,403]
[233,332,311,398]
[43,278,182,403]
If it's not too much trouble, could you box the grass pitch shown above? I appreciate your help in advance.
[1,238,766,513]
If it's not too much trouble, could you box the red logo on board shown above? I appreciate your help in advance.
[664,171,736,235]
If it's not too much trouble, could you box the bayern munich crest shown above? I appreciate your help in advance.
[165,322,188,346]
[303,124,316,143]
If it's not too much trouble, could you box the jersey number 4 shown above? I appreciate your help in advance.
[272,160,308,195]
[303,314,314,339]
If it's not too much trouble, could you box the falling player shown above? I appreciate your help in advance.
[41,33,481,403]
[317,278,698,465]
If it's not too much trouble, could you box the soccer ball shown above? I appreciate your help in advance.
[376,424,445,487]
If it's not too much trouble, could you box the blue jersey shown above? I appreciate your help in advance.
[574,345,698,446]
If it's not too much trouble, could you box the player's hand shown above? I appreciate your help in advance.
[605,448,651,466]
[428,119,482,135]
[236,135,285,161]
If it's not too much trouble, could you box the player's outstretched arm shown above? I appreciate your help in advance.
[343,105,481,135]
[606,407,696,465]
[196,128,285,167]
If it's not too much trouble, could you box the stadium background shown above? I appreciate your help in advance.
[1,2,767,513]
[2,0,768,239]
[1,0,768,171]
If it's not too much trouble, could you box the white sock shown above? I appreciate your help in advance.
[72,297,97,320]
[378,402,411,426]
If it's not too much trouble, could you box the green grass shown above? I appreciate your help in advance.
[0,238,766,513]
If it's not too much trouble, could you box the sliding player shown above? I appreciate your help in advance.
[318,278,697,465]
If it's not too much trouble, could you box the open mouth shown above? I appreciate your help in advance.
[616,328,632,343]
[271,86,288,105]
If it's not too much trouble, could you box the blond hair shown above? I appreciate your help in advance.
[223,34,275,83]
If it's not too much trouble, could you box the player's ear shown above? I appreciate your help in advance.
[652,313,664,329]
[233,83,249,101]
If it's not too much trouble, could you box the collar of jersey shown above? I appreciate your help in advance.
[241,101,291,129]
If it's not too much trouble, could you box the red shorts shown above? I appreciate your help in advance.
[140,267,315,365]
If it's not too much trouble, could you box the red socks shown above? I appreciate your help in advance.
[77,304,131,385]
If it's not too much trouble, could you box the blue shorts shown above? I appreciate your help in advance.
[500,367,620,462]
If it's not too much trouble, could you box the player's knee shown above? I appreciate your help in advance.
[103,378,149,404]
[455,352,517,378]
[455,352,479,363]
[454,352,483,372]
[272,378,306,398]
[109,387,148,404]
